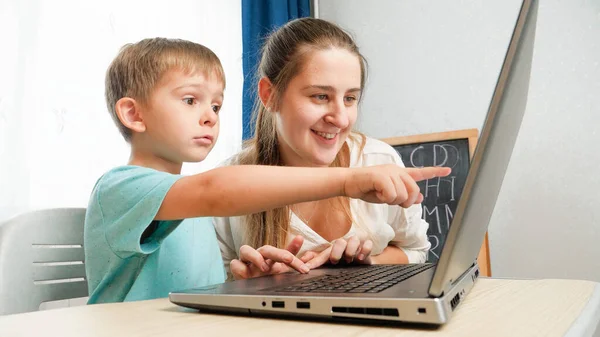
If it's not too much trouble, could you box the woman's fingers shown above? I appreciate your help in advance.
[357,240,373,262]
[344,236,361,263]
[304,246,333,269]
[239,245,269,272]
[329,239,348,264]
[286,235,304,256]
[300,251,319,263]
[230,259,252,280]
[256,245,309,274]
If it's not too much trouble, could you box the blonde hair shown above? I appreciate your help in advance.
[238,18,368,249]
[105,37,225,141]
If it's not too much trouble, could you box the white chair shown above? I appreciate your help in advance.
[0,208,88,315]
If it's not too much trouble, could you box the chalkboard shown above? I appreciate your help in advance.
[383,129,482,265]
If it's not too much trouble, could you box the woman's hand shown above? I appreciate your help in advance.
[230,235,309,280]
[301,236,374,269]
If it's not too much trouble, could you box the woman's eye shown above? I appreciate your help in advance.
[345,96,357,104]
[314,94,328,101]
[212,105,221,114]
[183,98,195,105]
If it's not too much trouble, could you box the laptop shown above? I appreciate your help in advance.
[170,0,538,325]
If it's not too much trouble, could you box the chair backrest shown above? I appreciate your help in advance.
[0,208,88,315]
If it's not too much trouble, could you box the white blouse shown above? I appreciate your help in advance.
[213,136,431,278]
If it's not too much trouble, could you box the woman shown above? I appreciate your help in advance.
[214,18,445,280]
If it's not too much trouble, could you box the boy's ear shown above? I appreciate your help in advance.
[258,77,274,111]
[115,97,146,133]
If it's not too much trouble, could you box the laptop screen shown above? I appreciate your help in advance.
[428,0,539,297]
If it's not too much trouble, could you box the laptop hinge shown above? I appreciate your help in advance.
[435,261,478,298]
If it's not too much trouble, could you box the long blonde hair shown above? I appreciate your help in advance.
[238,18,368,249]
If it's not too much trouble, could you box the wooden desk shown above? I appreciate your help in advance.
[1,278,600,337]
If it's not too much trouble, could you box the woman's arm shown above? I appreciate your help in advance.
[370,245,410,264]
[213,216,238,281]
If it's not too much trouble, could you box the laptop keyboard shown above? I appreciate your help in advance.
[270,264,435,293]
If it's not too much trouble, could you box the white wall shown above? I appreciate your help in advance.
[319,0,600,281]
[0,0,243,222]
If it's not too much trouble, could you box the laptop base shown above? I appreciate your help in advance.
[170,263,479,325]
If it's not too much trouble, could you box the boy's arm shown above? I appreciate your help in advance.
[156,165,348,220]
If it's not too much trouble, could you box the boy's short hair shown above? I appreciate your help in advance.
[105,38,226,141]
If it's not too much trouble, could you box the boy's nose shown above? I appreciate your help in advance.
[200,109,218,126]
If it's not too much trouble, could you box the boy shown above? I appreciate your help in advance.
[85,37,447,304]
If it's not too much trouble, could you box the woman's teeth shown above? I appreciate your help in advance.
[314,131,336,139]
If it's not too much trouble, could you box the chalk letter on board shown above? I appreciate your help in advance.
[424,177,441,198]
[428,235,440,260]
[441,144,460,168]
[409,146,425,168]
[444,204,454,229]
[423,205,442,234]
[438,176,457,201]
[433,144,449,167]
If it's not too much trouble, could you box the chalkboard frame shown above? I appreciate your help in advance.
[382,129,491,277]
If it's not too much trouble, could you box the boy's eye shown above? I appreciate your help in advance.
[344,96,357,104]
[212,105,221,114]
[183,98,195,105]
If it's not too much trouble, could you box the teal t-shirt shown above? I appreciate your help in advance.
[84,166,225,304]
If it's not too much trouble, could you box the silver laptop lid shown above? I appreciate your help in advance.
[428,0,538,297]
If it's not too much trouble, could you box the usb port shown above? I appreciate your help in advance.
[296,302,310,309]
[272,301,285,308]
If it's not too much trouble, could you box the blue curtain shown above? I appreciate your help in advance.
[241,0,311,140]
